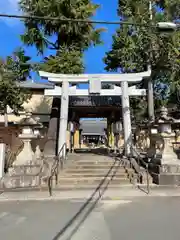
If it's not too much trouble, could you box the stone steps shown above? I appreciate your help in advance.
[62,172,128,178]
[50,153,135,190]
[58,176,129,184]
[53,184,133,191]
[64,168,133,174]
[49,183,134,191]
[66,164,122,170]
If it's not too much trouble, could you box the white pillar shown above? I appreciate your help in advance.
[0,144,5,178]
[58,80,69,155]
[121,81,132,156]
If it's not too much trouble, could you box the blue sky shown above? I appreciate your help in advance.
[0,0,119,77]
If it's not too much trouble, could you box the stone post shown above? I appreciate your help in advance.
[0,143,5,178]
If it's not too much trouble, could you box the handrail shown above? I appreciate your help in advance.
[130,145,150,194]
[48,142,67,196]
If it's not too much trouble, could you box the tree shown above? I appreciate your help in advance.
[104,0,180,121]
[0,48,31,126]
[19,0,104,74]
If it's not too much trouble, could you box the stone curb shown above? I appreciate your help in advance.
[0,187,180,202]
[0,184,179,194]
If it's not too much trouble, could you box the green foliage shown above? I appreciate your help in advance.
[19,0,104,74]
[104,0,180,120]
[40,46,84,74]
[6,48,31,81]
[0,48,31,115]
[155,0,180,20]
[130,97,148,122]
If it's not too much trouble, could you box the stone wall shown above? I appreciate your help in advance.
[0,126,22,170]
[0,126,20,147]
[6,91,53,124]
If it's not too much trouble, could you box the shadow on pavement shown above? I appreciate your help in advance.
[51,156,122,240]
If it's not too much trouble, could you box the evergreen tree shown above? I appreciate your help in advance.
[19,0,104,74]
[0,48,31,126]
[104,0,180,121]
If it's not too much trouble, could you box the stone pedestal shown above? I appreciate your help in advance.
[150,163,180,185]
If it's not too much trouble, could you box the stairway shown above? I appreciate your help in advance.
[55,153,136,190]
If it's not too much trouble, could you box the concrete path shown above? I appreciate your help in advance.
[0,197,180,239]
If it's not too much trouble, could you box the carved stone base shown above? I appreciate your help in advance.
[152,172,180,185]
[149,162,180,185]
[0,162,48,189]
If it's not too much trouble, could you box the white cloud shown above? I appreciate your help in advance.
[0,0,20,25]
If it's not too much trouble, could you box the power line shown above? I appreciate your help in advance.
[0,13,155,27]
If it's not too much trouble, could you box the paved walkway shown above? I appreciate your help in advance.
[0,197,180,239]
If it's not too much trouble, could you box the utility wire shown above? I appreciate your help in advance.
[0,13,156,27]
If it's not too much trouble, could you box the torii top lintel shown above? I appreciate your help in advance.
[39,70,151,83]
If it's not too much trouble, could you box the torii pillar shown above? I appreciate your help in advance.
[121,81,132,156]
[58,80,69,154]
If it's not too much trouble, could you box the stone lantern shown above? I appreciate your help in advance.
[149,107,180,185]
[13,112,42,166]
[157,106,179,164]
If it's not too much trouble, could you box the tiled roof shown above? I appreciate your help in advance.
[18,81,54,89]
[80,120,107,135]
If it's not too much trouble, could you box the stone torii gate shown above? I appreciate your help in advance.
[39,70,151,156]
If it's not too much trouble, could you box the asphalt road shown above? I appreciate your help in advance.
[0,197,180,240]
